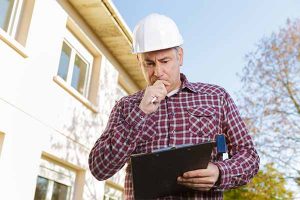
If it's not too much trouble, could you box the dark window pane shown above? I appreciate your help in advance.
[34,176,49,200]
[57,42,71,81]
[51,181,69,200]
[0,0,15,31]
[71,55,88,95]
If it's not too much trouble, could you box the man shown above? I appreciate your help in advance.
[89,13,259,199]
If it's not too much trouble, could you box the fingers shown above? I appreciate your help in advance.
[177,176,216,191]
[182,163,219,178]
[177,176,216,185]
[149,90,167,104]
[178,182,213,191]
[153,89,167,101]
[153,79,170,87]
[147,80,168,104]
[152,81,167,96]
[150,96,158,104]
[182,169,212,178]
[139,80,168,114]
[177,163,220,191]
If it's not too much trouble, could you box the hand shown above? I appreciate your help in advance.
[177,163,220,191]
[139,80,169,114]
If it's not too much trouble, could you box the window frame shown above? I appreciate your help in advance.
[34,157,76,200]
[1,0,23,35]
[35,175,71,200]
[58,28,93,98]
[53,22,101,113]
[0,132,4,159]
[0,0,35,57]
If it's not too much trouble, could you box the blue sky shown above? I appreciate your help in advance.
[112,0,300,101]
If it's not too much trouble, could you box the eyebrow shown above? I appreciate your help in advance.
[144,57,171,62]
[144,59,154,63]
[159,57,171,61]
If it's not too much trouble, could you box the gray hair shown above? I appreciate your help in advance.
[173,46,182,52]
[137,46,183,60]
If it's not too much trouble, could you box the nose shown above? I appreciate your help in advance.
[154,62,163,77]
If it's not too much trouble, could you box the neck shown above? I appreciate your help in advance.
[169,79,182,93]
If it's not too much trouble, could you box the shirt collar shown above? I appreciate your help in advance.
[180,73,197,93]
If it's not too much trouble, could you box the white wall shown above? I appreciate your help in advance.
[0,0,129,199]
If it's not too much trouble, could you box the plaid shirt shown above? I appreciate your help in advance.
[89,74,259,199]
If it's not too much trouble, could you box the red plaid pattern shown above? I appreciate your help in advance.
[89,74,259,199]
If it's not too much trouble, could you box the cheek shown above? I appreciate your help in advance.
[147,69,154,77]
[168,65,180,82]
[167,63,179,75]
[144,69,155,83]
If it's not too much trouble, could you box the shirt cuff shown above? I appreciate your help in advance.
[213,161,233,190]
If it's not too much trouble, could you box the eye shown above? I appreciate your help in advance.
[145,62,155,68]
[162,60,169,64]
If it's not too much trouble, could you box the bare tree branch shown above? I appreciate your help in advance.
[239,19,300,177]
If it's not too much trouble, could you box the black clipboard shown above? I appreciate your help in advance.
[130,141,215,199]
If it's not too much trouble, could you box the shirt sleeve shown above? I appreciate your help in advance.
[88,97,157,181]
[213,90,260,190]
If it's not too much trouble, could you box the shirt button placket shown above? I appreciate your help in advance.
[169,110,176,145]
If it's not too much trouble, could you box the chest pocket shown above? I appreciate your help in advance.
[188,106,217,137]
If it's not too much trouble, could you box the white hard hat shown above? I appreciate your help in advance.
[132,13,184,54]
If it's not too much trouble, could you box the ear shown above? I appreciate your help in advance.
[178,47,184,66]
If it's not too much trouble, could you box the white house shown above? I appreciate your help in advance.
[0,0,146,199]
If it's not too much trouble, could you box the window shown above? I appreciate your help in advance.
[54,23,102,112]
[56,29,93,98]
[0,0,25,37]
[34,176,70,200]
[57,40,91,97]
[52,181,69,200]
[0,0,34,55]
[71,54,88,95]
[34,157,76,200]
[57,42,71,81]
[1,0,17,32]
[34,176,49,200]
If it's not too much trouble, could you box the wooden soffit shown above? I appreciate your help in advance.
[68,0,147,91]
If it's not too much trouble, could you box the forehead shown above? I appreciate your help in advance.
[139,48,176,60]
